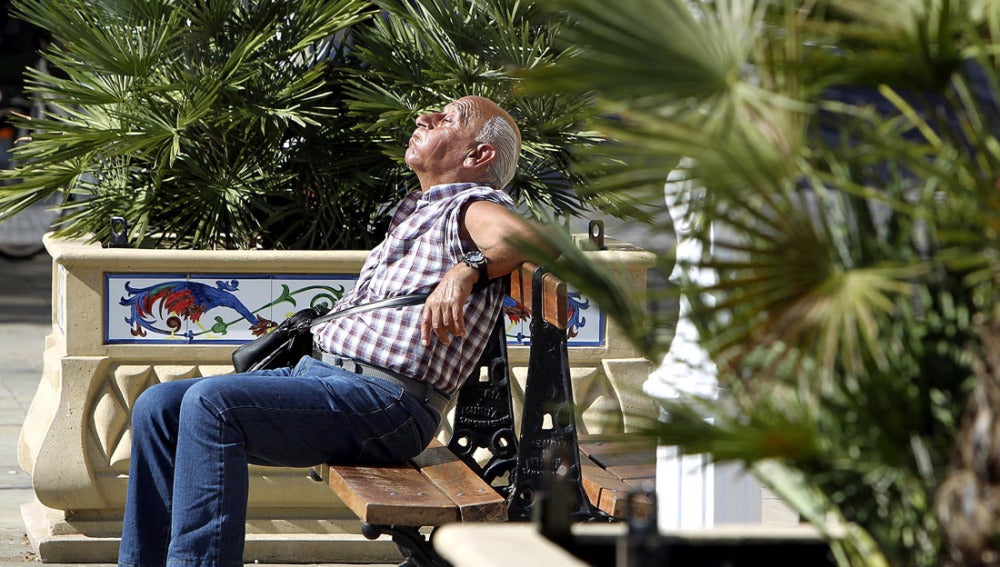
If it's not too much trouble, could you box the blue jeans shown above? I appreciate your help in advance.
[117,355,440,567]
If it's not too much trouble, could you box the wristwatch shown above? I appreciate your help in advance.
[461,250,489,284]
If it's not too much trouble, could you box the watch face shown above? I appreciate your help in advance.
[465,251,486,264]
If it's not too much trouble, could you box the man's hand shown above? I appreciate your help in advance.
[420,263,479,346]
[420,199,550,347]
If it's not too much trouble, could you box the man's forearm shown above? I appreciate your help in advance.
[463,200,551,280]
[419,198,553,346]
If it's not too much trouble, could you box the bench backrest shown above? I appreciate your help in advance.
[447,262,606,523]
[509,261,567,329]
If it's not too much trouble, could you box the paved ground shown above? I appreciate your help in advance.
[0,251,53,566]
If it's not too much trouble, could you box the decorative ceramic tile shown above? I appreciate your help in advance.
[107,273,188,343]
[566,291,604,346]
[270,277,352,322]
[105,273,604,347]
[105,274,356,344]
[502,289,604,347]
[182,275,274,342]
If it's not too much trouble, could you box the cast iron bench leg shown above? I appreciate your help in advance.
[362,523,451,567]
[507,267,610,523]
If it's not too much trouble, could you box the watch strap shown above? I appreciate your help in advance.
[462,252,489,284]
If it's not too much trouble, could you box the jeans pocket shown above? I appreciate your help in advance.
[356,415,427,465]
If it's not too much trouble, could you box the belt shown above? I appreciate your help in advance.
[311,348,451,415]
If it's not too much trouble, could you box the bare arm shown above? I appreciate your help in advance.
[420,200,544,346]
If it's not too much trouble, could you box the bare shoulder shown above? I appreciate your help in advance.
[460,199,531,251]
[463,199,526,232]
[464,199,516,220]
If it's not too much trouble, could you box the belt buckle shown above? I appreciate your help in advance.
[334,355,359,374]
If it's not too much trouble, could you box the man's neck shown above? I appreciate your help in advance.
[417,172,482,192]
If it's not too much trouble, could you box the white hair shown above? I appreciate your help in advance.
[476,115,520,188]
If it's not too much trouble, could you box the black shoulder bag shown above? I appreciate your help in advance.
[231,293,429,373]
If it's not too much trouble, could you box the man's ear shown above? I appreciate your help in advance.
[464,143,496,169]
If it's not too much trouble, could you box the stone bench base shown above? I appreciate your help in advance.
[22,498,403,564]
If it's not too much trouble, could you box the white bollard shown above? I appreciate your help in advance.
[645,165,763,530]
[647,382,764,530]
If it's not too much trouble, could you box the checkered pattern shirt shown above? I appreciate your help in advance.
[312,183,514,396]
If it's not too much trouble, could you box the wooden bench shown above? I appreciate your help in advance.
[578,437,656,520]
[311,262,622,566]
[315,438,507,525]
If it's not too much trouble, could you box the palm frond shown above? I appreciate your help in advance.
[345,0,601,221]
[2,0,373,249]
[524,1,1000,564]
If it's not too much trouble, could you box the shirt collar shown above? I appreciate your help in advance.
[390,182,496,230]
[421,182,493,202]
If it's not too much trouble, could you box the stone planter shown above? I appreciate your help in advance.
[18,234,657,563]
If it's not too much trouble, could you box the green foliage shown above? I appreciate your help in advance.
[343,0,604,220]
[3,0,378,249]
[0,0,598,249]
[524,1,1000,565]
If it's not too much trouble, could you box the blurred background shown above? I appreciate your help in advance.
[0,0,54,260]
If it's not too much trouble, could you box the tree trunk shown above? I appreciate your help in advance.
[936,316,1000,566]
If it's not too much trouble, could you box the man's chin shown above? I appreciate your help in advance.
[404,151,421,170]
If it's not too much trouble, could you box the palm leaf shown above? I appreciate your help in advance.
[524,1,998,564]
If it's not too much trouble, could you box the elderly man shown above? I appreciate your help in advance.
[119,95,531,567]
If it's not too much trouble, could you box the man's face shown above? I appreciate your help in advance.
[405,98,482,179]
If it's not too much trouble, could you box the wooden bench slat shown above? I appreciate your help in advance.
[580,459,627,516]
[324,459,458,527]
[581,460,654,519]
[510,262,567,329]
[579,440,656,470]
[605,463,656,481]
[321,439,507,527]
[411,440,507,522]
[579,438,656,520]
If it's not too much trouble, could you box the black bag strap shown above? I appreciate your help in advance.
[309,292,430,327]
[305,274,507,329]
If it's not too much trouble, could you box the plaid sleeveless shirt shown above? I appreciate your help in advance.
[312,183,514,395]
